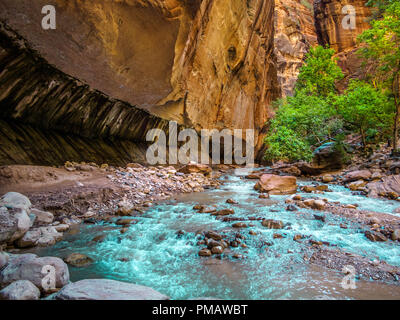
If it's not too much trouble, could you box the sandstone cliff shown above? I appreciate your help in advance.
[0,0,373,165]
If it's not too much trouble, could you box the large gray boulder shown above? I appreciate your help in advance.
[0,280,40,300]
[0,253,69,292]
[16,226,63,248]
[55,279,169,300]
[0,192,32,212]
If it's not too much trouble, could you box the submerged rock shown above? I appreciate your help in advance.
[198,248,212,257]
[261,219,284,229]
[64,253,94,268]
[54,279,169,300]
[0,280,40,300]
[365,231,387,242]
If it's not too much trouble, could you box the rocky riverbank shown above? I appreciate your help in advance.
[0,161,225,300]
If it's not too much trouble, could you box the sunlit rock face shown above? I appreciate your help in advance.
[0,0,281,162]
[274,0,318,97]
[314,0,372,90]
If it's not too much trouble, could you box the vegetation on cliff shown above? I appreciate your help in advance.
[265,0,400,163]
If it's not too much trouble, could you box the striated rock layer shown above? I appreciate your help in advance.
[274,0,318,97]
[0,0,281,164]
[314,0,372,90]
[0,0,373,166]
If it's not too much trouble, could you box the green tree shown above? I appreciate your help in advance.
[296,45,344,97]
[264,46,344,163]
[334,80,395,149]
[358,1,400,149]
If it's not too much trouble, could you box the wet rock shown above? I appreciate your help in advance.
[314,215,326,222]
[205,231,222,241]
[313,200,326,210]
[0,192,31,212]
[344,204,357,209]
[344,170,372,182]
[64,253,93,267]
[254,174,297,195]
[0,206,31,243]
[116,219,138,226]
[286,204,298,212]
[258,193,270,199]
[322,174,334,183]
[245,174,262,179]
[292,194,302,201]
[92,235,106,242]
[193,204,204,211]
[54,224,69,232]
[273,233,283,239]
[365,231,387,242]
[226,199,238,204]
[340,224,348,229]
[348,180,367,191]
[391,229,400,241]
[293,234,304,241]
[367,175,400,198]
[302,185,316,193]
[199,206,217,214]
[232,222,247,228]
[0,280,40,300]
[262,219,284,229]
[211,246,224,254]
[0,253,69,291]
[31,208,54,225]
[198,248,212,257]
[54,279,169,300]
[178,164,211,175]
[303,199,315,207]
[212,209,234,216]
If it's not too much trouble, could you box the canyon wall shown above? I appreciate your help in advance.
[314,0,372,90]
[0,0,373,165]
[0,0,280,164]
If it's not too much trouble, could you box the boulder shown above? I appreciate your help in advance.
[0,206,31,243]
[391,229,400,241]
[198,249,212,257]
[31,208,54,225]
[348,180,367,191]
[64,253,93,267]
[312,200,326,210]
[367,175,400,198]
[261,219,284,229]
[344,170,372,182]
[178,164,212,175]
[254,174,297,195]
[296,142,344,175]
[54,279,169,300]
[0,192,31,212]
[0,253,69,291]
[16,226,63,248]
[211,209,234,216]
[365,231,387,242]
[0,280,40,300]
[322,174,334,183]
